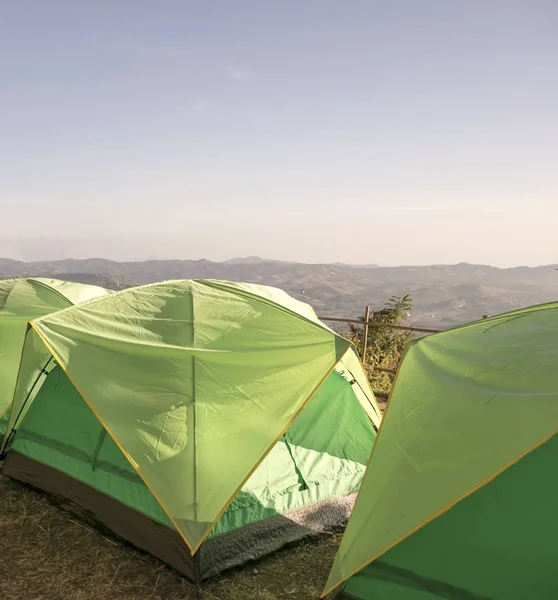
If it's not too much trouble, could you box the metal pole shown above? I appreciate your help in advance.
[361,305,370,364]
[318,316,440,334]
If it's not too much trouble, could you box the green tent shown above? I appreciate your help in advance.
[324,303,558,600]
[1,279,380,580]
[0,278,109,437]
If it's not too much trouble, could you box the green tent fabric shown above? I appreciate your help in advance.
[1,279,380,580]
[0,278,109,436]
[324,303,558,600]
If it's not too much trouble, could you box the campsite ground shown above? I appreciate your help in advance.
[0,475,339,600]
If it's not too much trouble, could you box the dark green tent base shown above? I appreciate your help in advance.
[2,451,357,582]
[336,561,495,600]
[2,451,199,578]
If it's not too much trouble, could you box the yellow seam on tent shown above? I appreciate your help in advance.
[190,342,351,555]
[321,427,557,597]
[346,344,382,429]
[28,321,196,554]
[0,404,10,421]
[320,351,406,597]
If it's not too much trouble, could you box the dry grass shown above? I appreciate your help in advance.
[0,475,340,600]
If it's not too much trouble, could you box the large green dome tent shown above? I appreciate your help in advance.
[0,278,109,437]
[324,303,558,600]
[1,279,381,580]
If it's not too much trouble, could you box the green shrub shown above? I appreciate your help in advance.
[347,294,415,397]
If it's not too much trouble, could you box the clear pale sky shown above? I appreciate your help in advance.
[2,1,557,266]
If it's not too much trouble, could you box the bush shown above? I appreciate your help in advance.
[348,294,414,397]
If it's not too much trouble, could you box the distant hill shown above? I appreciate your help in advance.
[1,258,557,328]
[221,256,287,265]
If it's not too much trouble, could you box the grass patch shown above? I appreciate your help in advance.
[0,475,340,600]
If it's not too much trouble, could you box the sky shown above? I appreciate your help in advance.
[1,0,557,266]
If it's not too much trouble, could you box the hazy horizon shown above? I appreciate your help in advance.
[3,2,558,267]
[1,240,557,270]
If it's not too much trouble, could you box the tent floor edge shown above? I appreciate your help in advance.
[2,451,358,582]
[1,450,199,581]
[199,491,357,580]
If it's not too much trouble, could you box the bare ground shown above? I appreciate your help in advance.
[0,475,340,600]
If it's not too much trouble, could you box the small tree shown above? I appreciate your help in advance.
[348,294,414,398]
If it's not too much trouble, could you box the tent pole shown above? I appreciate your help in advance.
[1,355,55,455]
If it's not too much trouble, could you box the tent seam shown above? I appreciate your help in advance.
[30,279,350,351]
[27,278,73,306]
[196,280,347,341]
[26,320,197,554]
[321,427,557,597]
[1,323,35,454]
[341,346,382,430]
[0,278,23,312]
[321,346,408,597]
[190,339,351,554]
[419,301,558,339]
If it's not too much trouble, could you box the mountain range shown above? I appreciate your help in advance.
[1,257,557,329]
